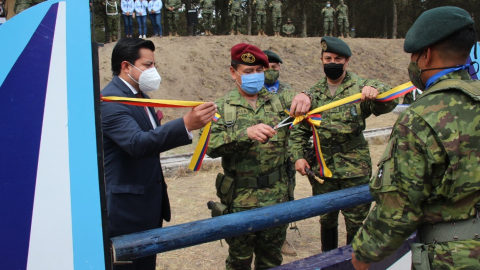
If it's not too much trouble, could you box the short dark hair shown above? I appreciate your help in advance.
[111,38,155,76]
[231,62,239,70]
[434,26,477,62]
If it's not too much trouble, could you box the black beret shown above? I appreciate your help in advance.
[404,6,474,53]
[231,43,269,68]
[263,50,283,64]
[321,36,352,57]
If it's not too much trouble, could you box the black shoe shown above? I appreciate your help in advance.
[321,227,338,252]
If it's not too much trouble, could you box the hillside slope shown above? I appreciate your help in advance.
[98,36,410,122]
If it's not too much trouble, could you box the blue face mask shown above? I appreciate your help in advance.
[236,70,265,95]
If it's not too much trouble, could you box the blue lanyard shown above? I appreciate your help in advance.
[426,65,470,89]
[265,81,280,93]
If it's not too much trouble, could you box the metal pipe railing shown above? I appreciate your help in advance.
[111,184,373,262]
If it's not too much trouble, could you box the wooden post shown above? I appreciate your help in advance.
[111,184,373,262]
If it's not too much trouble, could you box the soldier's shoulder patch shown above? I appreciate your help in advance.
[241,53,256,64]
[321,41,327,51]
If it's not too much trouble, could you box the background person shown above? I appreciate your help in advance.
[263,49,298,256]
[200,0,214,36]
[134,0,148,38]
[147,0,162,37]
[165,0,181,37]
[121,0,134,37]
[321,1,335,36]
[269,0,282,37]
[282,18,295,37]
[228,0,243,35]
[105,0,120,43]
[336,0,349,38]
[253,0,267,36]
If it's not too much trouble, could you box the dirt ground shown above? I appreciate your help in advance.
[97,36,407,269]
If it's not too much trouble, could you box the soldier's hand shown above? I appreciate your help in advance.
[360,86,378,101]
[351,253,371,270]
[295,159,310,175]
[247,124,276,143]
[184,102,217,131]
[289,93,311,117]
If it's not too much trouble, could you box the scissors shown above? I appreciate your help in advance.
[272,116,293,130]
[263,116,293,144]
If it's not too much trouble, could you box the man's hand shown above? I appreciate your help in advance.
[295,159,310,175]
[184,102,217,131]
[360,86,378,101]
[289,93,311,117]
[247,124,276,143]
[351,253,371,270]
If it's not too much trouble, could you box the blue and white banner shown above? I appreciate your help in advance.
[0,1,106,269]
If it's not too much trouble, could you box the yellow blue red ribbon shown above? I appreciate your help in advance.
[101,95,220,171]
[291,82,416,177]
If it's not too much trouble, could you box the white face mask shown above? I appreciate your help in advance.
[128,63,162,92]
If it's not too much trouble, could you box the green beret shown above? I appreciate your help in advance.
[263,50,283,64]
[404,6,474,53]
[321,36,352,57]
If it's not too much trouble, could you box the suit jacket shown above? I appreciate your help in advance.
[101,76,191,237]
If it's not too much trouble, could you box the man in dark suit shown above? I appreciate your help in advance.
[101,38,217,270]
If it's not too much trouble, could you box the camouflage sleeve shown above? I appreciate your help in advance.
[403,91,414,104]
[360,79,398,117]
[352,110,447,263]
[174,0,181,9]
[206,99,254,159]
[278,87,295,108]
[288,91,317,162]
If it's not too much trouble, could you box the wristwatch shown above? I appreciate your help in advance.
[301,90,313,100]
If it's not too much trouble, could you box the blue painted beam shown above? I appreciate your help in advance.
[111,184,373,262]
[272,235,416,270]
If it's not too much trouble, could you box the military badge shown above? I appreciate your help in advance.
[241,53,256,64]
[321,41,327,51]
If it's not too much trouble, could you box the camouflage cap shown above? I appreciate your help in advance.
[263,50,283,64]
[287,18,291,22]
[231,43,269,68]
[404,6,474,53]
[321,36,352,57]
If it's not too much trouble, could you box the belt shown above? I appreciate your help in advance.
[321,133,367,156]
[235,165,285,188]
[419,218,480,244]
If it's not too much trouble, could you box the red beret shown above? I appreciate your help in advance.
[231,43,269,68]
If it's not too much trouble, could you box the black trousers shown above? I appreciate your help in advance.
[113,254,156,270]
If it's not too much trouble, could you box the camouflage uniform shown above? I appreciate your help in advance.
[289,71,397,246]
[200,0,214,33]
[336,2,349,37]
[253,0,267,32]
[165,0,181,34]
[269,0,282,33]
[352,70,480,269]
[282,23,295,37]
[321,5,335,36]
[229,0,243,32]
[14,0,44,14]
[105,0,120,40]
[207,88,295,270]
[402,88,423,105]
